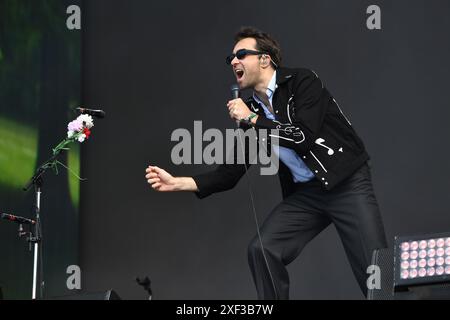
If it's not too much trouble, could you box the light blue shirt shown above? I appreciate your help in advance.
[252,71,314,183]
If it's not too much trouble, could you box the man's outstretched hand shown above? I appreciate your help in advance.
[145,166,176,191]
[145,166,198,192]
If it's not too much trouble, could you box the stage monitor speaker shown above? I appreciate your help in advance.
[367,248,450,300]
[53,289,121,300]
[367,247,395,300]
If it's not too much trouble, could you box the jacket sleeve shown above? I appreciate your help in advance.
[254,69,328,154]
[192,133,254,199]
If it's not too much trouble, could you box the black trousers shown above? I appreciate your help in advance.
[248,163,387,299]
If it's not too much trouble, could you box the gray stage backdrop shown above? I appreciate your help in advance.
[80,0,450,299]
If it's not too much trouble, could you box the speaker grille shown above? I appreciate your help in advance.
[367,248,395,300]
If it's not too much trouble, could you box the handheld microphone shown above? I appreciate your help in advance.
[1,213,36,225]
[76,107,106,119]
[230,84,240,100]
[230,84,241,127]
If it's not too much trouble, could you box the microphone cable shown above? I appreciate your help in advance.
[236,128,278,300]
[231,86,278,299]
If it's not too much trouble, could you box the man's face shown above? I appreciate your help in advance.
[230,38,262,89]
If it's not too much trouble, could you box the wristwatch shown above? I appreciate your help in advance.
[245,112,258,123]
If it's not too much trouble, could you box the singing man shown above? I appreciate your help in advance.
[145,26,387,299]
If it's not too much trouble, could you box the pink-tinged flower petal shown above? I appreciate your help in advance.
[68,120,83,132]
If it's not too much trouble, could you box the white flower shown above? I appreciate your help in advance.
[77,114,94,129]
[78,134,86,143]
[67,130,75,138]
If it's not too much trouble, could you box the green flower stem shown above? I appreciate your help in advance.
[56,160,87,181]
[47,132,85,181]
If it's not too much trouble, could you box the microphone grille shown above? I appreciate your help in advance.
[230,84,240,99]
[230,84,240,91]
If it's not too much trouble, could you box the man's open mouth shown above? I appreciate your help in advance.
[235,69,244,80]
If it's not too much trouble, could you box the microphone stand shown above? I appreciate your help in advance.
[23,152,62,300]
[16,112,97,300]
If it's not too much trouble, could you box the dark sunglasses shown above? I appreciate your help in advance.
[226,49,265,65]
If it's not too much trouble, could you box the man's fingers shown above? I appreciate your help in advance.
[227,100,239,110]
[147,178,160,184]
[151,166,162,174]
[145,173,158,179]
[147,165,162,173]
[228,98,241,104]
[152,182,162,190]
[146,166,157,173]
[146,166,167,191]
